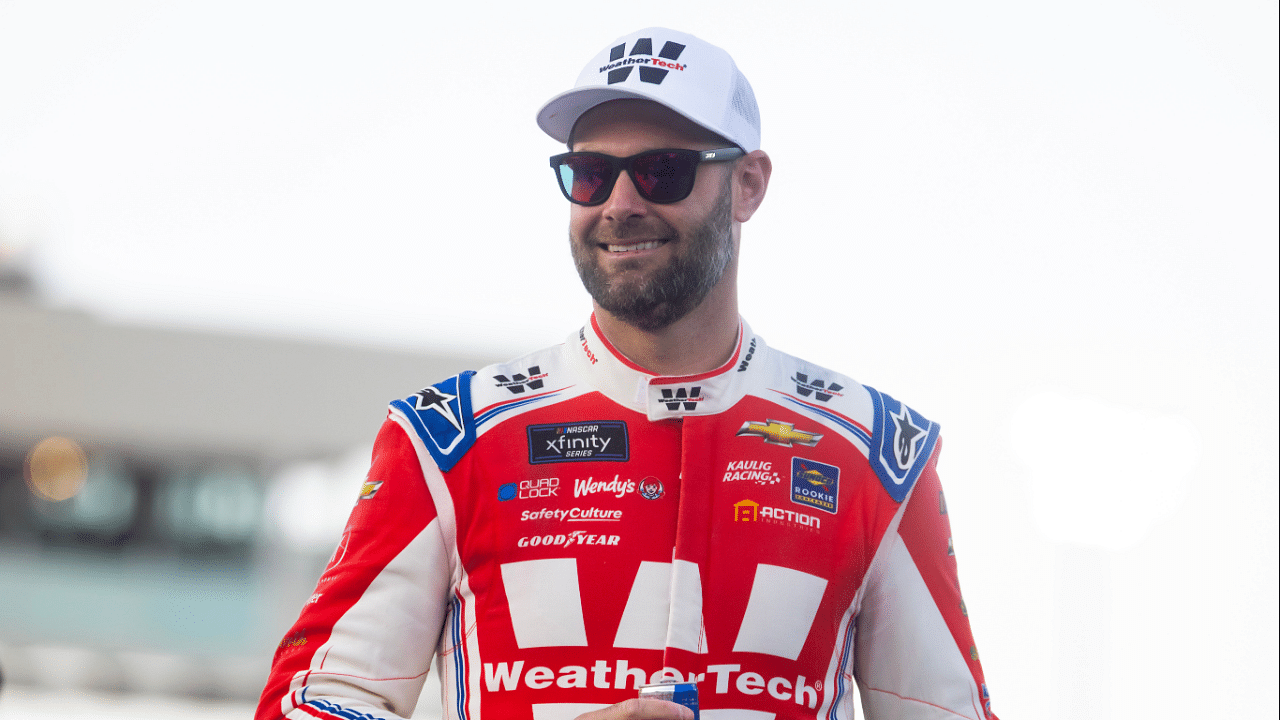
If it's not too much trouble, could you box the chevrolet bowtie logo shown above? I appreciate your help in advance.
[735,419,823,448]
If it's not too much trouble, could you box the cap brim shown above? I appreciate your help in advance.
[537,86,697,147]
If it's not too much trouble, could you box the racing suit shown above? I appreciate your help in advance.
[257,316,998,720]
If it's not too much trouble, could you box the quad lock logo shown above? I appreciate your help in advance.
[528,422,629,463]
[600,38,687,85]
[792,373,844,402]
[499,477,560,501]
[494,366,547,394]
[660,386,703,411]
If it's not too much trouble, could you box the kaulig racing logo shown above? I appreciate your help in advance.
[599,37,687,85]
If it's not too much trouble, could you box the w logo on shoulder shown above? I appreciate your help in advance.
[792,373,844,402]
[600,38,687,85]
[493,366,548,394]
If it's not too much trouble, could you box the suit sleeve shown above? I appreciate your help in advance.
[256,418,453,720]
[854,442,999,720]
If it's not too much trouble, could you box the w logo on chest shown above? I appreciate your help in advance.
[659,386,703,411]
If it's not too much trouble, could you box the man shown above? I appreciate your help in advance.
[258,28,998,720]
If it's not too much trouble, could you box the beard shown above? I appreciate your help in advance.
[570,174,734,332]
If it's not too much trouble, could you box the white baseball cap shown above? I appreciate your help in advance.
[537,27,761,153]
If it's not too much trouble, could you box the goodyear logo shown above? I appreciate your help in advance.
[790,458,839,514]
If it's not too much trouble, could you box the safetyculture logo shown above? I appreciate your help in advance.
[600,38,687,85]
[494,366,547,394]
[528,422,629,463]
[790,458,839,515]
[519,507,623,522]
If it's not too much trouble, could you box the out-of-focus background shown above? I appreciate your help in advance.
[0,1,1275,718]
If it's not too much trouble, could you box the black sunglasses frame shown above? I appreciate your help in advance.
[549,147,745,207]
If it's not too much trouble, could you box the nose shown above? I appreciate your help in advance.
[600,170,648,223]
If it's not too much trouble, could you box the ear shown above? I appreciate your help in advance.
[732,150,772,223]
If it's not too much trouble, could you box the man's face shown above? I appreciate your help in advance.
[567,101,737,332]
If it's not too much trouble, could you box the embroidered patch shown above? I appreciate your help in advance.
[791,457,840,514]
[527,421,629,464]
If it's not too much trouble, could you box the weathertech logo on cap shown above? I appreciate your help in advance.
[599,38,687,85]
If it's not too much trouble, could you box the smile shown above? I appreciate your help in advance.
[605,240,666,253]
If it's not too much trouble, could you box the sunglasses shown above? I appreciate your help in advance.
[550,147,745,206]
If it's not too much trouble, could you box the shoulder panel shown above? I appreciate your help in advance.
[864,385,941,503]
[389,371,477,473]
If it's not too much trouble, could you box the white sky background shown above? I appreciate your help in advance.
[1,1,1277,717]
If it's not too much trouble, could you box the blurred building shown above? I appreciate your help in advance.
[0,266,490,704]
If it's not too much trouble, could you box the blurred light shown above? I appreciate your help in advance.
[192,468,259,542]
[24,436,87,501]
[265,446,370,554]
[31,456,139,537]
[1011,389,1201,549]
[158,466,261,545]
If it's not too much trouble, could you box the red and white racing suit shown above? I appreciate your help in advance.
[258,316,998,720]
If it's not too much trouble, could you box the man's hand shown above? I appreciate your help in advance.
[573,698,694,720]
